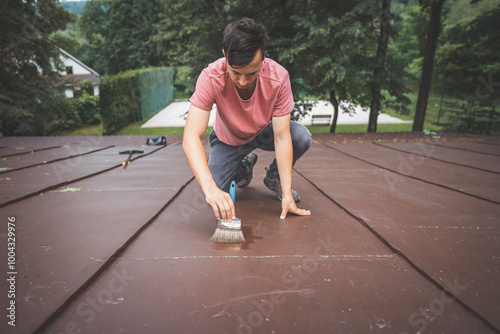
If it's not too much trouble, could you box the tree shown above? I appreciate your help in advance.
[107,0,162,74]
[368,0,392,132]
[436,2,500,99]
[412,0,447,132]
[436,4,500,134]
[154,0,305,110]
[279,0,410,133]
[0,0,73,135]
[155,0,410,132]
[283,0,389,133]
[73,0,163,76]
[386,4,428,92]
[73,0,111,75]
[154,0,234,91]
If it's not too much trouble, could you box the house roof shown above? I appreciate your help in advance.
[64,73,100,85]
[0,132,499,333]
[59,47,100,77]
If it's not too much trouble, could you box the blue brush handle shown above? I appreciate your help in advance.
[230,181,236,203]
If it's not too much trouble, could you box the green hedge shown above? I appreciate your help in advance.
[99,67,175,135]
[74,94,100,126]
[99,70,141,135]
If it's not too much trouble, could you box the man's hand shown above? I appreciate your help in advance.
[280,195,311,220]
[204,184,235,220]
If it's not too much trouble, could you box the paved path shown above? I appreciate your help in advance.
[141,101,413,128]
[0,133,498,334]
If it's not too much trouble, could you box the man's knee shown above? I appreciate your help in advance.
[291,123,311,153]
[209,159,245,192]
[208,164,230,191]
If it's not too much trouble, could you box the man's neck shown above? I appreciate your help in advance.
[236,80,256,100]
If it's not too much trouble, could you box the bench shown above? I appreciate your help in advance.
[311,114,332,125]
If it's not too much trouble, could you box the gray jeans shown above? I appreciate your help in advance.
[208,121,311,192]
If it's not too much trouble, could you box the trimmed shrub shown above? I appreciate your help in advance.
[75,93,100,125]
[99,67,175,135]
[80,80,94,96]
[99,70,141,135]
[46,98,81,134]
[43,93,100,135]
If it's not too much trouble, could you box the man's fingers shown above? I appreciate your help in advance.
[215,193,235,220]
[280,199,311,219]
[291,207,311,216]
[210,203,221,220]
[218,196,233,220]
[206,188,236,220]
[280,208,288,220]
[281,208,311,219]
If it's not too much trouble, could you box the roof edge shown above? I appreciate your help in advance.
[58,48,100,77]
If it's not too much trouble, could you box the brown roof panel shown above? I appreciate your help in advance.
[0,133,498,334]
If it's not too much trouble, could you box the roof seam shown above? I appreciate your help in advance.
[326,142,500,206]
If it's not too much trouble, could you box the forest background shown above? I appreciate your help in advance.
[1,0,499,136]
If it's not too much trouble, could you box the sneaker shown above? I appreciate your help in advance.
[237,152,258,187]
[263,167,300,202]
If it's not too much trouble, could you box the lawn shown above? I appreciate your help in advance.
[117,122,213,136]
[306,122,442,133]
[382,91,459,125]
[405,91,457,124]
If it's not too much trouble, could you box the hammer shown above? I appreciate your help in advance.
[119,148,144,168]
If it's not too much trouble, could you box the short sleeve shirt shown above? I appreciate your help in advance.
[190,57,294,146]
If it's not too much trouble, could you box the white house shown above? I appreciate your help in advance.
[59,48,100,98]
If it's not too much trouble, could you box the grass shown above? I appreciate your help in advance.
[382,91,461,125]
[306,122,442,133]
[116,121,213,136]
[382,107,414,121]
[404,91,459,124]
[54,123,104,136]
[61,122,442,137]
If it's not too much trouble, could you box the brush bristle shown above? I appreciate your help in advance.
[210,228,245,243]
[210,218,245,243]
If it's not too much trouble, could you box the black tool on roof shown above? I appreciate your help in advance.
[146,136,167,146]
[119,148,144,168]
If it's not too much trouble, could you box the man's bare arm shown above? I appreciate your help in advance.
[183,105,235,220]
[272,114,311,219]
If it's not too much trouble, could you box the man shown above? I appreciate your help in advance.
[183,17,311,221]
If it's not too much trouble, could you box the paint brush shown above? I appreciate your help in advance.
[210,181,245,243]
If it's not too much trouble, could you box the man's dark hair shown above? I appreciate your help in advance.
[222,17,267,67]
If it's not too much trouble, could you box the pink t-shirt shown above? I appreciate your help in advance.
[190,57,295,146]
